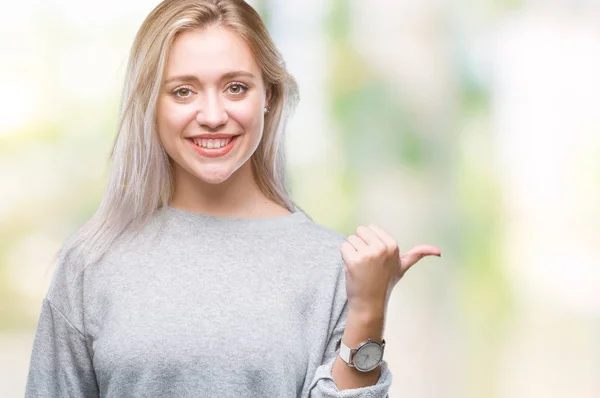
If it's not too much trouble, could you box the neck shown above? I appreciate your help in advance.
[169,160,277,218]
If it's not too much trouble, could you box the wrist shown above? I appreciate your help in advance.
[348,300,387,323]
[344,309,385,346]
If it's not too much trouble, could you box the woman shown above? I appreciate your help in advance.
[25,1,441,397]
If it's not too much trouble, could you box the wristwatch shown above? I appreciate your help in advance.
[335,336,386,372]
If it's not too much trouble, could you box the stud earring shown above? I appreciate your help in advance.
[264,106,269,114]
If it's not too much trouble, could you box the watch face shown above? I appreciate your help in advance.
[353,342,383,372]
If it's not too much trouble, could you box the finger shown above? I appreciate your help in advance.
[366,224,399,254]
[340,241,357,254]
[346,235,368,251]
[355,225,386,249]
[402,244,441,257]
[340,241,360,267]
[399,245,442,273]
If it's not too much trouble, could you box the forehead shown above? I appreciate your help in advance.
[164,25,260,80]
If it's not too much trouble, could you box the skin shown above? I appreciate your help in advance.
[157,25,287,218]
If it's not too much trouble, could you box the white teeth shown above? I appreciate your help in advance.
[192,137,233,149]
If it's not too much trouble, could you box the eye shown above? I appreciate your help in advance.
[226,82,248,95]
[172,86,194,99]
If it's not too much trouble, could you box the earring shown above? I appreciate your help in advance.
[264,107,269,114]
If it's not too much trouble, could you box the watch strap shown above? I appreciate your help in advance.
[338,337,352,364]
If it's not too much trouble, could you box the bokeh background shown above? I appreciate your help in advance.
[1,0,599,397]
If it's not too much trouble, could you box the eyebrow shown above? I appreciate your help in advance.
[164,71,256,85]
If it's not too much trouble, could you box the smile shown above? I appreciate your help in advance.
[186,135,240,158]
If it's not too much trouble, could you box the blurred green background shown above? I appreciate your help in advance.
[1,0,599,397]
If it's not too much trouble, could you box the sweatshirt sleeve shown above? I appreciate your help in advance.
[25,297,99,397]
[25,239,99,398]
[306,255,393,397]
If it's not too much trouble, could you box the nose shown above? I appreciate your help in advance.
[195,92,228,129]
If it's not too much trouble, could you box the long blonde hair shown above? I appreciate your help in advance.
[54,0,305,275]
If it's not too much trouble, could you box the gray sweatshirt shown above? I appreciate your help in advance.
[25,205,392,397]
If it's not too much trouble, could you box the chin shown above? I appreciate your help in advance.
[191,167,236,185]
[193,173,231,185]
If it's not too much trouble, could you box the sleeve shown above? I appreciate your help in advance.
[305,259,393,397]
[25,297,99,397]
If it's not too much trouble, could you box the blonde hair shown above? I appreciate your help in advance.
[54,0,306,275]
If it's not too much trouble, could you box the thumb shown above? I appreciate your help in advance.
[399,244,441,273]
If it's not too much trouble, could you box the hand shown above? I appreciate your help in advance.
[340,224,441,316]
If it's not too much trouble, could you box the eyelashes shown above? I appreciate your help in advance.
[170,82,249,99]
[171,87,193,99]
[226,82,248,95]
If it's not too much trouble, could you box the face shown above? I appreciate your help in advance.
[157,25,269,187]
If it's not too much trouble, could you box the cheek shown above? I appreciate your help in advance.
[156,101,197,162]
[229,101,264,133]
[157,100,196,136]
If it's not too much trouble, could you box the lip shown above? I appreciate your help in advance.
[187,135,240,158]
[188,134,238,139]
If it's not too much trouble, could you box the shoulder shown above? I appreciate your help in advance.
[296,217,347,248]
[43,230,88,331]
[42,213,164,329]
[285,216,348,274]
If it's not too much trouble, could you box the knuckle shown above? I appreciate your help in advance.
[370,248,384,259]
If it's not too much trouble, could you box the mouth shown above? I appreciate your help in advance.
[186,135,241,158]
